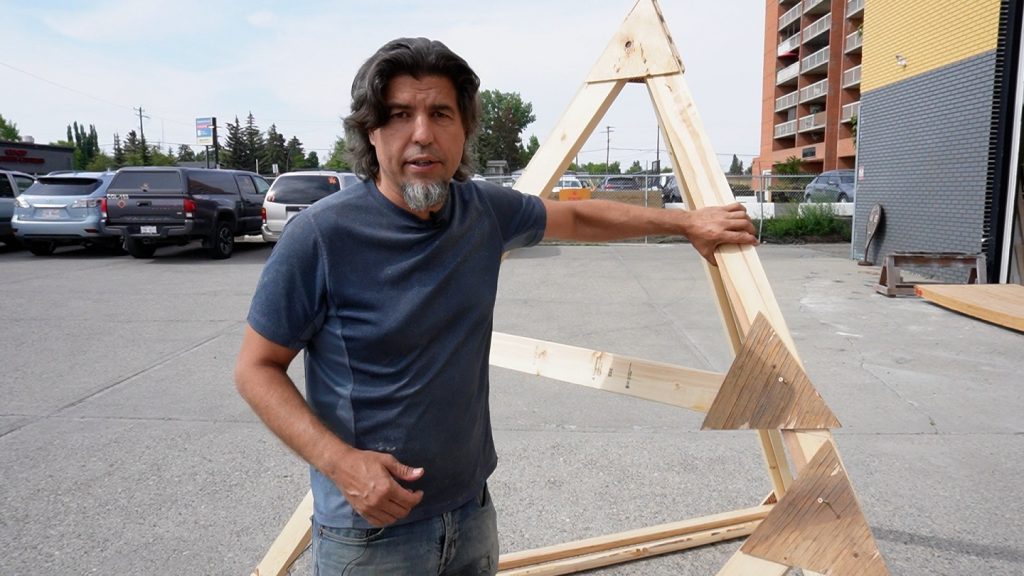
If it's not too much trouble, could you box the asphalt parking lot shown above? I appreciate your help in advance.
[1,239,1021,575]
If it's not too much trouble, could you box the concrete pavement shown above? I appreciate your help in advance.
[0,240,1020,575]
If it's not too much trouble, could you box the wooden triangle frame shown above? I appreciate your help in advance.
[248,2,888,574]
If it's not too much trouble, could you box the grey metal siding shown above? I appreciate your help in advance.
[854,52,997,281]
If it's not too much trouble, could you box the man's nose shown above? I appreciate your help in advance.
[411,114,433,146]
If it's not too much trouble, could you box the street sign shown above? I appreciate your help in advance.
[196,117,214,146]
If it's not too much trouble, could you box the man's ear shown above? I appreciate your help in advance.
[368,129,378,148]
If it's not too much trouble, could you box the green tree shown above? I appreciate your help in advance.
[579,161,621,175]
[286,136,305,171]
[263,124,288,174]
[475,89,535,171]
[625,160,643,174]
[0,114,20,141]
[325,136,351,171]
[305,151,320,169]
[518,135,540,168]
[772,155,802,175]
[86,152,114,171]
[728,154,744,175]
[66,122,101,170]
[122,130,144,166]
[112,133,126,168]
[243,112,266,173]
[222,116,246,170]
[176,144,196,162]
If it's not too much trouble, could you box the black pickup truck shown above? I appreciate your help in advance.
[103,167,269,259]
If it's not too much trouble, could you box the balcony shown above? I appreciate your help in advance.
[847,0,864,18]
[775,120,798,138]
[803,14,832,44]
[804,0,830,16]
[841,101,861,122]
[777,61,800,85]
[779,3,802,29]
[845,30,863,53]
[776,90,800,112]
[778,31,801,56]
[798,111,827,133]
[800,78,829,103]
[801,46,830,75]
[843,64,862,88]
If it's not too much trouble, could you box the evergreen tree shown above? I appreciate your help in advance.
[112,133,125,168]
[305,151,320,169]
[625,160,644,174]
[86,152,114,171]
[123,130,144,166]
[286,136,305,171]
[325,136,352,171]
[0,114,19,141]
[263,124,288,174]
[728,154,744,175]
[176,144,196,162]
[242,112,265,173]
[222,116,246,170]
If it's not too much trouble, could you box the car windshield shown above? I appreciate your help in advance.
[24,177,103,196]
[110,172,182,193]
[269,175,342,204]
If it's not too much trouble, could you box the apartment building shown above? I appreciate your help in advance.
[755,0,864,174]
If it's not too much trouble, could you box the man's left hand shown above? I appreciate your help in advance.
[681,202,758,265]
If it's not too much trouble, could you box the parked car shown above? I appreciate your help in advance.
[261,171,360,243]
[661,175,683,204]
[103,167,270,259]
[0,170,37,246]
[804,169,855,203]
[12,171,119,255]
[597,175,641,191]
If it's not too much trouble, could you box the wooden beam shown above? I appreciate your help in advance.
[498,506,770,575]
[250,490,313,576]
[490,332,723,413]
[514,80,624,200]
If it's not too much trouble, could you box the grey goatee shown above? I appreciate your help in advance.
[402,181,449,212]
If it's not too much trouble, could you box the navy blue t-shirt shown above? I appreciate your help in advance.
[247,178,546,528]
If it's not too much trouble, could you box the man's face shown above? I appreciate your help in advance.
[369,74,466,212]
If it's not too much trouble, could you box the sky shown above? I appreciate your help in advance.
[1,0,766,172]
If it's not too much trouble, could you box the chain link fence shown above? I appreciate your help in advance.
[477,173,835,243]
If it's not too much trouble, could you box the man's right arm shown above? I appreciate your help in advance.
[234,325,424,526]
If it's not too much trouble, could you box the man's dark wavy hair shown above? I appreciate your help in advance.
[344,37,481,182]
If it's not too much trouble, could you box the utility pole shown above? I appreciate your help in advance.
[134,106,150,165]
[602,125,614,172]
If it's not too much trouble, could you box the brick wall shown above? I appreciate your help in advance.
[853,51,996,281]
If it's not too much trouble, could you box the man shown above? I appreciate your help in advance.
[235,37,757,575]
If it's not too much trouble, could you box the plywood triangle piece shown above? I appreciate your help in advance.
[586,0,684,82]
[702,313,841,430]
[741,442,889,575]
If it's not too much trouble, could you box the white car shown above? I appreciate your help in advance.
[261,170,360,242]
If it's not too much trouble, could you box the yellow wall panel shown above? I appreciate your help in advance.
[862,0,1001,93]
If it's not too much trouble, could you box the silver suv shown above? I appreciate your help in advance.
[804,169,855,203]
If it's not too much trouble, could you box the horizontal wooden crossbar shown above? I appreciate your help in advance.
[490,332,724,413]
[498,505,771,575]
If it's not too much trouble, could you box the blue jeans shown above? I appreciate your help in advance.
[312,486,498,575]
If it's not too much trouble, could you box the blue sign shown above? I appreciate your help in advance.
[196,117,214,146]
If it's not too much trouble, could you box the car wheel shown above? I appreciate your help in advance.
[837,193,850,203]
[28,241,56,256]
[206,220,234,259]
[125,237,156,258]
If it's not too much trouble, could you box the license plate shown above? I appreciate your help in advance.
[140,226,158,235]
[40,209,62,219]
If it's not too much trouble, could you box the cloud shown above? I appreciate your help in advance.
[247,11,276,28]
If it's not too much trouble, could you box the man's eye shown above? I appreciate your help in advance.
[391,111,410,119]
